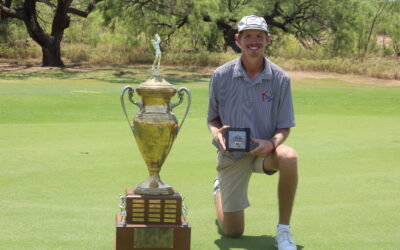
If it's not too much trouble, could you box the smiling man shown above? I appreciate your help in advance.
[207,15,298,250]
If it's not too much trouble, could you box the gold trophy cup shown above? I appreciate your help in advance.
[120,68,191,196]
[116,34,191,250]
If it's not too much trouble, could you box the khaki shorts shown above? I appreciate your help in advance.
[217,151,277,212]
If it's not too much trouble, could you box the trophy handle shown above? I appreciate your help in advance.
[170,87,191,134]
[120,86,142,129]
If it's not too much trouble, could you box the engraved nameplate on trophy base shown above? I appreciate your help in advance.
[134,228,173,248]
[125,189,182,225]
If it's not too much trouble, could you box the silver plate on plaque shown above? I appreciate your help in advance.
[134,228,174,248]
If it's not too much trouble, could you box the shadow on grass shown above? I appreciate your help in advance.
[214,221,304,250]
[214,235,304,250]
[0,64,211,84]
[215,235,272,250]
[0,67,81,80]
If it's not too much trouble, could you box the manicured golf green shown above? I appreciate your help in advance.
[0,67,399,249]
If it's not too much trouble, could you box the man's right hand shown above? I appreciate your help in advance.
[208,118,231,152]
[212,125,230,153]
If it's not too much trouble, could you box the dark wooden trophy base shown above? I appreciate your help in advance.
[115,189,191,250]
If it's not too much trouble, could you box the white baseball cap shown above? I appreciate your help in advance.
[237,15,268,33]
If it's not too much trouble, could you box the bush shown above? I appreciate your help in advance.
[0,41,41,59]
[271,56,400,80]
[383,48,394,56]
[62,43,91,63]
[163,52,225,67]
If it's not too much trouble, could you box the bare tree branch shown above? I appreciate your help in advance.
[37,0,57,8]
[364,1,387,52]
[67,0,103,18]
[0,1,24,19]
[0,0,12,20]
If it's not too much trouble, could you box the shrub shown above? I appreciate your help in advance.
[62,43,91,63]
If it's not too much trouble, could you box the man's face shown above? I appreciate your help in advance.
[236,30,269,59]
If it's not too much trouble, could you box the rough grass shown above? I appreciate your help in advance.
[0,68,399,249]
[271,56,400,80]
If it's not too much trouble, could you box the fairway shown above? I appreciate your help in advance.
[1,67,399,250]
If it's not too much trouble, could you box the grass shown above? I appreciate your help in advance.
[0,67,400,249]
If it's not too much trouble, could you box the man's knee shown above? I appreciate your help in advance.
[221,211,244,238]
[277,145,298,168]
[222,225,244,238]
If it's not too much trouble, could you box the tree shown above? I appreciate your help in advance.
[100,0,397,56]
[322,0,362,56]
[0,0,103,67]
[99,0,193,47]
[200,0,332,52]
[363,0,389,54]
[375,0,400,56]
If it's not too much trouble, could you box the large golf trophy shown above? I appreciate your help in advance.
[115,34,191,250]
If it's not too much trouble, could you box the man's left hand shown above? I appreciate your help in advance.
[248,138,275,158]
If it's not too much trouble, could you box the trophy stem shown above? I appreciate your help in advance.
[134,173,174,196]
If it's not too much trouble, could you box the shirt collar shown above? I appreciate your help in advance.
[233,56,273,83]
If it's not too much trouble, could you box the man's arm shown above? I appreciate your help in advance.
[207,118,229,152]
[249,128,291,157]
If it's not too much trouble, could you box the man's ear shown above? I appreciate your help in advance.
[234,33,239,42]
[234,33,241,49]
[266,33,271,45]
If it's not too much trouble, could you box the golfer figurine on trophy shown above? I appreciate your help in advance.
[116,34,192,250]
[151,34,162,75]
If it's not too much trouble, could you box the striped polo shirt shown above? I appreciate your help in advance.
[207,56,295,150]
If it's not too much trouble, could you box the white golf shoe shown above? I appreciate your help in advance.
[275,228,297,250]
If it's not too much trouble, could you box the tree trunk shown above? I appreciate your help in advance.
[1,0,101,67]
[0,22,8,42]
[22,0,66,67]
[0,0,12,20]
[225,28,240,53]
[0,0,11,41]
[42,41,64,67]
[216,18,241,53]
[364,2,387,53]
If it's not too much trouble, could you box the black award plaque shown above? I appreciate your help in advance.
[225,128,250,152]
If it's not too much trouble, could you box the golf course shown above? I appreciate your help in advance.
[1,66,399,250]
